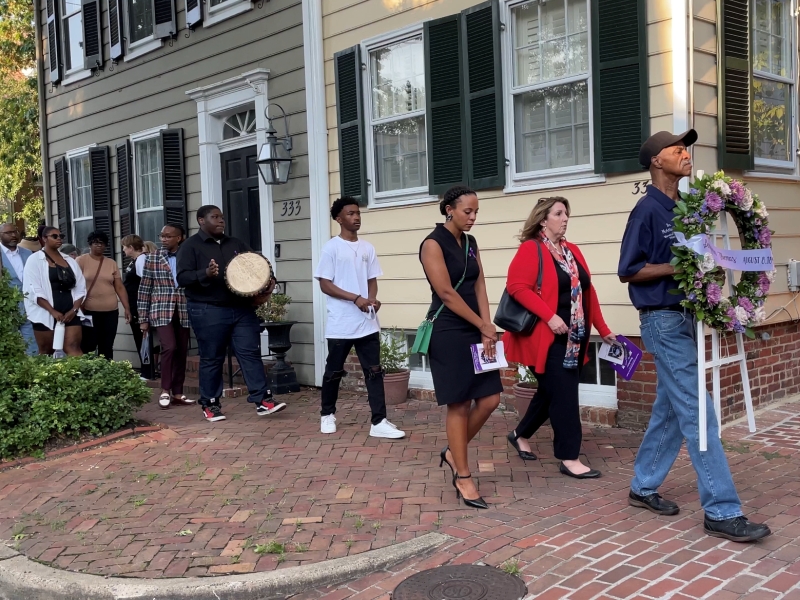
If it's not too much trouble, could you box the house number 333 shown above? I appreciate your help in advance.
[281,200,301,216]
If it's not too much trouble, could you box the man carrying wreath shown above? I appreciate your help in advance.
[617,130,770,543]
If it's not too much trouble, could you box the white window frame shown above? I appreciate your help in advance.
[747,0,798,177]
[384,329,434,389]
[205,0,253,28]
[65,144,97,244]
[60,0,92,85]
[121,0,164,62]
[361,25,437,209]
[578,338,617,409]
[130,125,168,242]
[500,0,605,193]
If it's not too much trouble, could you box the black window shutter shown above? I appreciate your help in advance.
[108,0,124,62]
[424,14,467,195]
[334,46,367,206]
[186,0,202,29]
[718,0,753,170]
[55,157,71,242]
[81,0,103,70]
[591,0,649,174]
[160,129,188,232]
[46,0,62,84]
[89,146,114,259]
[461,1,504,190]
[117,142,134,268]
[153,0,177,40]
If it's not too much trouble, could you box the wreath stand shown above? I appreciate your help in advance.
[697,208,757,451]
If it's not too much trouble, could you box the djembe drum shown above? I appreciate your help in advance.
[225,252,274,297]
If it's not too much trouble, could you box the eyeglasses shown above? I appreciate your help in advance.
[48,234,66,240]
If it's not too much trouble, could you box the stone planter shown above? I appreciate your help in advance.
[511,382,538,417]
[384,369,410,405]
[260,321,300,394]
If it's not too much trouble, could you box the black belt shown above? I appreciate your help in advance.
[638,305,686,314]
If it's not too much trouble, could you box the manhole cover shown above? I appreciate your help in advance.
[393,565,527,600]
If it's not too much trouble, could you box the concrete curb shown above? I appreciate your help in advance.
[0,532,450,600]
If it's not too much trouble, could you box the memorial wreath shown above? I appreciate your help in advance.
[670,171,774,338]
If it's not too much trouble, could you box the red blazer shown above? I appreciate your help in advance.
[503,240,612,373]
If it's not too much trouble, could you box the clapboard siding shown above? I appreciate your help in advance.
[41,0,315,383]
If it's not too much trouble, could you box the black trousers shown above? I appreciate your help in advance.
[81,309,119,360]
[321,332,386,425]
[129,312,153,378]
[515,343,582,460]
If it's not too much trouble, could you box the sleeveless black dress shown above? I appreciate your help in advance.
[420,224,503,406]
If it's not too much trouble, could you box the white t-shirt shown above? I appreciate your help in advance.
[134,253,147,277]
[315,237,382,339]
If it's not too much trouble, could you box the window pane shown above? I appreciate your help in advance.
[64,13,83,71]
[223,109,257,139]
[599,355,616,386]
[753,77,791,162]
[70,155,92,220]
[74,219,94,250]
[128,0,154,44]
[370,37,425,120]
[579,342,598,384]
[753,0,789,77]
[138,211,164,247]
[373,115,427,193]
[513,0,588,87]
[514,81,590,173]
[135,138,163,210]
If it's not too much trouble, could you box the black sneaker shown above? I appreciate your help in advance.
[202,404,226,422]
[704,516,771,542]
[255,400,287,416]
[628,491,680,516]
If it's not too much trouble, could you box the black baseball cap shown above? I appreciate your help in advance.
[639,129,698,168]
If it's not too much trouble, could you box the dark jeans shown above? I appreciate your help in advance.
[515,344,582,460]
[81,309,119,360]
[157,311,190,395]
[321,332,386,425]
[188,301,268,408]
[129,312,153,379]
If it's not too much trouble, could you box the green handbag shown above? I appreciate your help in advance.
[411,236,470,356]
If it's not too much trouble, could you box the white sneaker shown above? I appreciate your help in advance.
[370,419,405,439]
[321,414,337,434]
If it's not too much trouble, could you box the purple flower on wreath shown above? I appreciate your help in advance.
[755,289,764,298]
[688,293,697,301]
[705,191,724,212]
[700,201,709,214]
[725,320,736,331]
[690,188,699,196]
[758,273,770,294]
[729,180,746,205]
[726,306,738,320]
[706,282,722,306]
[738,297,754,312]
[694,281,703,289]
[757,228,772,245]
[733,321,746,333]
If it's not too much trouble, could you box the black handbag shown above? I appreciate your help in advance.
[493,241,543,335]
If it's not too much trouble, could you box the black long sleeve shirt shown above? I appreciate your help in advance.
[176,230,252,306]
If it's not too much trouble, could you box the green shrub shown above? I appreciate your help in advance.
[255,293,292,323]
[0,269,26,363]
[380,329,409,373]
[0,355,151,460]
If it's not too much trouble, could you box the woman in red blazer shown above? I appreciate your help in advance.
[504,197,616,479]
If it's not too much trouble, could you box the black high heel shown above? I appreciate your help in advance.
[507,431,537,462]
[439,446,455,478]
[453,473,488,509]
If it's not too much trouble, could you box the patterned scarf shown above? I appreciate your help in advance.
[541,234,585,369]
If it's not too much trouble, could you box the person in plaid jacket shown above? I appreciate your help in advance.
[138,224,192,410]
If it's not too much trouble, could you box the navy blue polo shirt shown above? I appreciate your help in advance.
[618,185,685,310]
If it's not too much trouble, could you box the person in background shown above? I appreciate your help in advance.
[419,186,502,510]
[314,197,405,439]
[138,224,193,409]
[143,241,158,255]
[60,244,79,259]
[122,234,151,378]
[618,129,771,543]
[23,226,84,355]
[76,230,131,359]
[18,237,42,253]
[177,205,283,422]
[0,224,37,354]
[503,197,615,479]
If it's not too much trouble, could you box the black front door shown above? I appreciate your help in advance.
[220,146,261,251]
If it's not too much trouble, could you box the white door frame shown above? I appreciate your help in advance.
[186,69,276,267]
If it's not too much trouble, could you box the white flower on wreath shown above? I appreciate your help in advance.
[755,199,769,219]
[735,306,750,325]
[766,270,776,283]
[752,307,766,325]
[719,297,732,310]
[740,189,754,211]
[699,252,716,273]
[711,179,731,197]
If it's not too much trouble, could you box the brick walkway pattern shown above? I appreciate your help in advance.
[0,391,799,600]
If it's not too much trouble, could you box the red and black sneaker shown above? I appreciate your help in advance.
[256,400,286,416]
[203,404,226,422]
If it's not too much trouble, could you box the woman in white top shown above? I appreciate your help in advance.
[23,226,86,355]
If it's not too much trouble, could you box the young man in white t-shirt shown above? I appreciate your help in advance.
[314,197,405,439]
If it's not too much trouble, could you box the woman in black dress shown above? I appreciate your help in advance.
[122,234,151,378]
[419,186,502,509]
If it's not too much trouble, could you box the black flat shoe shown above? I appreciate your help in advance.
[507,431,537,462]
[559,462,601,479]
[439,446,455,478]
[703,516,771,542]
[628,491,679,516]
[453,473,488,509]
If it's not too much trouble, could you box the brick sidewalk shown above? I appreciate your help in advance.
[0,390,799,600]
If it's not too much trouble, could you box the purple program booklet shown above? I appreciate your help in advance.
[600,334,642,381]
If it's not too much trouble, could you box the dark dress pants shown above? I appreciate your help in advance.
[81,309,119,359]
[156,311,190,395]
[320,332,386,426]
[515,343,582,460]
[188,301,268,407]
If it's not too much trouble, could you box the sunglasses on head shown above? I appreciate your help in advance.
[48,233,66,240]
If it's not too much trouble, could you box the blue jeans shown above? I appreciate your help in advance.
[631,309,743,520]
[21,320,37,355]
[187,301,268,407]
